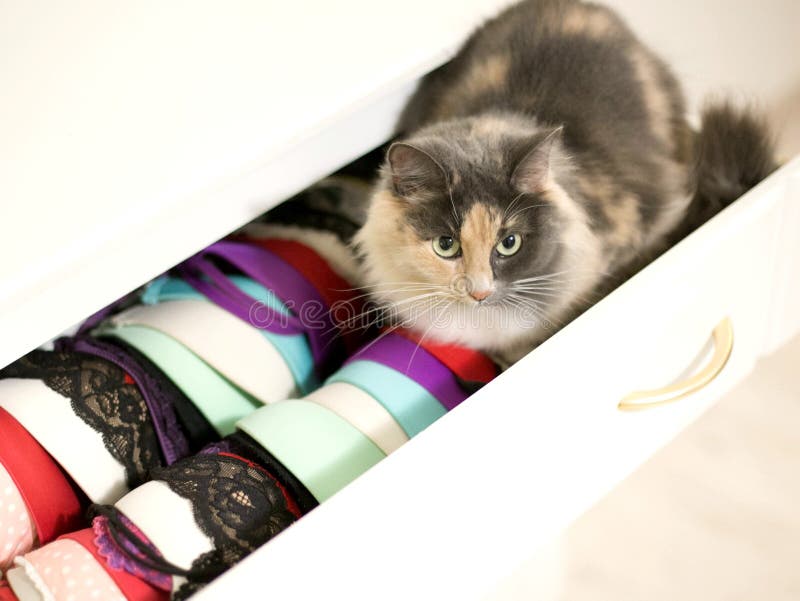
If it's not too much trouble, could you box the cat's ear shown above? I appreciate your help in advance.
[511,127,564,194]
[386,142,447,199]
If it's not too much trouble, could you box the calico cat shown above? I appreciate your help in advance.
[356,0,775,365]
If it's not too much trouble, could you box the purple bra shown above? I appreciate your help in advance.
[177,241,340,370]
[55,335,191,466]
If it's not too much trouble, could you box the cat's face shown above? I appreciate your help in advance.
[356,117,604,355]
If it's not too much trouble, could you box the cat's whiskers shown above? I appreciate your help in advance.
[318,291,452,347]
[511,270,575,284]
[447,183,460,227]
[506,291,549,310]
[511,285,596,308]
[505,203,550,223]
[404,298,455,373]
[510,287,564,297]
[505,293,563,330]
[336,279,455,308]
[511,288,563,299]
[334,281,452,292]
[339,295,452,361]
[504,295,549,327]
[502,191,527,220]
[343,285,447,305]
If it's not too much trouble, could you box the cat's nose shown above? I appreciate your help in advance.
[470,289,492,302]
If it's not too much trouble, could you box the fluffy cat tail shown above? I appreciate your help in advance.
[671,103,777,243]
[691,103,777,212]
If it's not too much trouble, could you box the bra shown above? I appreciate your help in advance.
[325,333,473,438]
[97,325,261,437]
[142,275,317,394]
[237,400,385,503]
[0,358,141,504]
[55,335,212,464]
[176,240,341,374]
[105,299,297,405]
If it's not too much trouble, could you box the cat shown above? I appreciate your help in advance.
[355,0,775,366]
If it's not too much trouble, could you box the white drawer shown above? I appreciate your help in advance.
[194,158,800,600]
[3,2,799,598]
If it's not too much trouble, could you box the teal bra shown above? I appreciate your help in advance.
[238,400,385,503]
[142,276,318,394]
[239,361,448,501]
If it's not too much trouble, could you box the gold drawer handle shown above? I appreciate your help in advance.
[618,317,734,412]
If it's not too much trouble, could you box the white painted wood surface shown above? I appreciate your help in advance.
[0,0,515,369]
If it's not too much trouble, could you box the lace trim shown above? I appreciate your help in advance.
[56,336,192,465]
[152,453,300,559]
[0,351,161,488]
[91,452,300,599]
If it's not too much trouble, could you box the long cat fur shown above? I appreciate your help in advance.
[356,0,776,365]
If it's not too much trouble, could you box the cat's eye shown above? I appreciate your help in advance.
[432,236,461,258]
[496,234,522,256]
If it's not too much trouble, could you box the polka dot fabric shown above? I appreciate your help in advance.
[0,464,35,572]
[16,539,125,601]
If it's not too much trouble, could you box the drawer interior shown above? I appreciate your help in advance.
[2,147,796,600]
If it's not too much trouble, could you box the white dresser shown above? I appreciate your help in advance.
[2,1,798,599]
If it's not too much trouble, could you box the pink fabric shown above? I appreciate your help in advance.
[19,539,125,600]
[0,464,35,571]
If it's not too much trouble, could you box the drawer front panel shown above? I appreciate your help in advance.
[197,160,799,600]
[764,167,800,354]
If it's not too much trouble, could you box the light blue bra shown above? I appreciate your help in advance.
[325,360,446,438]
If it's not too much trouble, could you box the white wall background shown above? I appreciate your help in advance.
[607,0,800,156]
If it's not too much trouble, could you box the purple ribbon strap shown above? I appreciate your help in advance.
[176,241,340,369]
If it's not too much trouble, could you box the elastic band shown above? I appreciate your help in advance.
[392,329,498,384]
[345,334,468,410]
[64,529,168,601]
[108,300,295,405]
[326,361,446,438]
[237,400,385,502]
[0,408,84,544]
[305,382,408,455]
[142,276,317,394]
[98,325,261,437]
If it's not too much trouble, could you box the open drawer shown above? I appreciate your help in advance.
[190,161,800,600]
[3,2,799,599]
